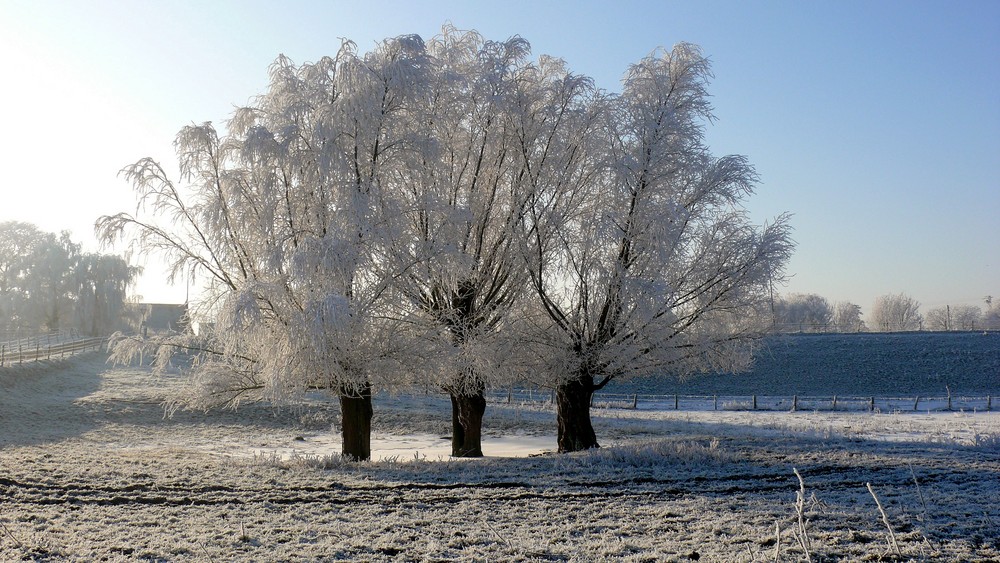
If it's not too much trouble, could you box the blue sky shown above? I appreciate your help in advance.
[1,0,997,312]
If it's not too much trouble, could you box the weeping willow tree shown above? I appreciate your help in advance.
[388,27,540,457]
[0,221,137,337]
[72,253,141,337]
[516,44,793,452]
[97,36,428,461]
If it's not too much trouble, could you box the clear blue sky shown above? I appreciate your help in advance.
[1,0,997,312]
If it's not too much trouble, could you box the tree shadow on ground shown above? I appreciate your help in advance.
[0,353,107,446]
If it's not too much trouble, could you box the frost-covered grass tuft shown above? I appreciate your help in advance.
[579,437,726,468]
[970,432,1000,450]
[251,450,354,470]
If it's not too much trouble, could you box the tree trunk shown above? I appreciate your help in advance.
[339,384,373,461]
[450,390,486,457]
[556,375,599,453]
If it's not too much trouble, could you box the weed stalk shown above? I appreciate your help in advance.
[867,482,901,556]
[793,467,813,563]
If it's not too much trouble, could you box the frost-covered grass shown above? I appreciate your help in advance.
[605,331,1000,396]
[1,355,998,561]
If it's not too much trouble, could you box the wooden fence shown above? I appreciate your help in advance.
[489,389,995,413]
[0,335,105,367]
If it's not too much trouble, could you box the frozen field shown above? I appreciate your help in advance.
[604,331,1000,397]
[1,354,998,561]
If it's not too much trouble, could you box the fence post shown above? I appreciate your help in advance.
[507,387,512,404]
[18,344,23,365]
[752,395,757,410]
[792,395,798,412]
[713,395,718,411]
[869,397,875,412]
[988,395,992,412]
[946,387,952,411]
[674,394,679,410]
[1,344,4,367]
[914,396,919,411]
[632,394,638,409]
[832,395,838,411]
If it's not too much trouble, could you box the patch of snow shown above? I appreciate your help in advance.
[247,432,557,462]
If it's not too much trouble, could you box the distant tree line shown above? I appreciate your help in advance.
[771,291,999,333]
[0,221,140,338]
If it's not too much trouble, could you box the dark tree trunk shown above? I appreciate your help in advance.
[556,374,599,453]
[339,384,373,461]
[450,390,486,457]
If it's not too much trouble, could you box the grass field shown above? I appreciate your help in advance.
[606,331,1000,397]
[1,353,998,561]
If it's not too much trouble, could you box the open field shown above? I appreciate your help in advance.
[1,354,999,561]
[605,332,1000,397]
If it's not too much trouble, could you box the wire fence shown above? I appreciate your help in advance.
[488,389,995,413]
[1,332,993,414]
[0,330,105,367]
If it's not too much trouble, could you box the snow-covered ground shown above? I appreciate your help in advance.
[1,354,998,561]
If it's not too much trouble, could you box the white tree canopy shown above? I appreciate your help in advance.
[774,293,834,332]
[98,36,431,408]
[517,44,793,389]
[388,27,537,394]
[832,300,865,333]
[869,293,922,332]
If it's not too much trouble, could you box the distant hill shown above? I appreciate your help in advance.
[607,332,1000,396]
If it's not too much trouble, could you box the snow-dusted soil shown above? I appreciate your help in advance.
[1,355,998,561]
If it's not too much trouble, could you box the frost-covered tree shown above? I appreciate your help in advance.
[99,28,795,458]
[952,305,983,331]
[1,221,135,337]
[73,253,141,336]
[517,44,793,452]
[869,293,922,332]
[16,231,79,332]
[98,36,428,461]
[0,222,51,334]
[773,293,833,332]
[832,301,864,332]
[927,304,983,331]
[389,28,536,457]
[924,307,949,331]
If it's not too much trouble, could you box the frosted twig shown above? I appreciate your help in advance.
[0,520,23,549]
[793,468,813,563]
[867,482,901,556]
[772,520,781,563]
[197,540,215,562]
[908,463,927,520]
[485,520,513,551]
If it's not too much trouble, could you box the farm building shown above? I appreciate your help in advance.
[136,303,188,336]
